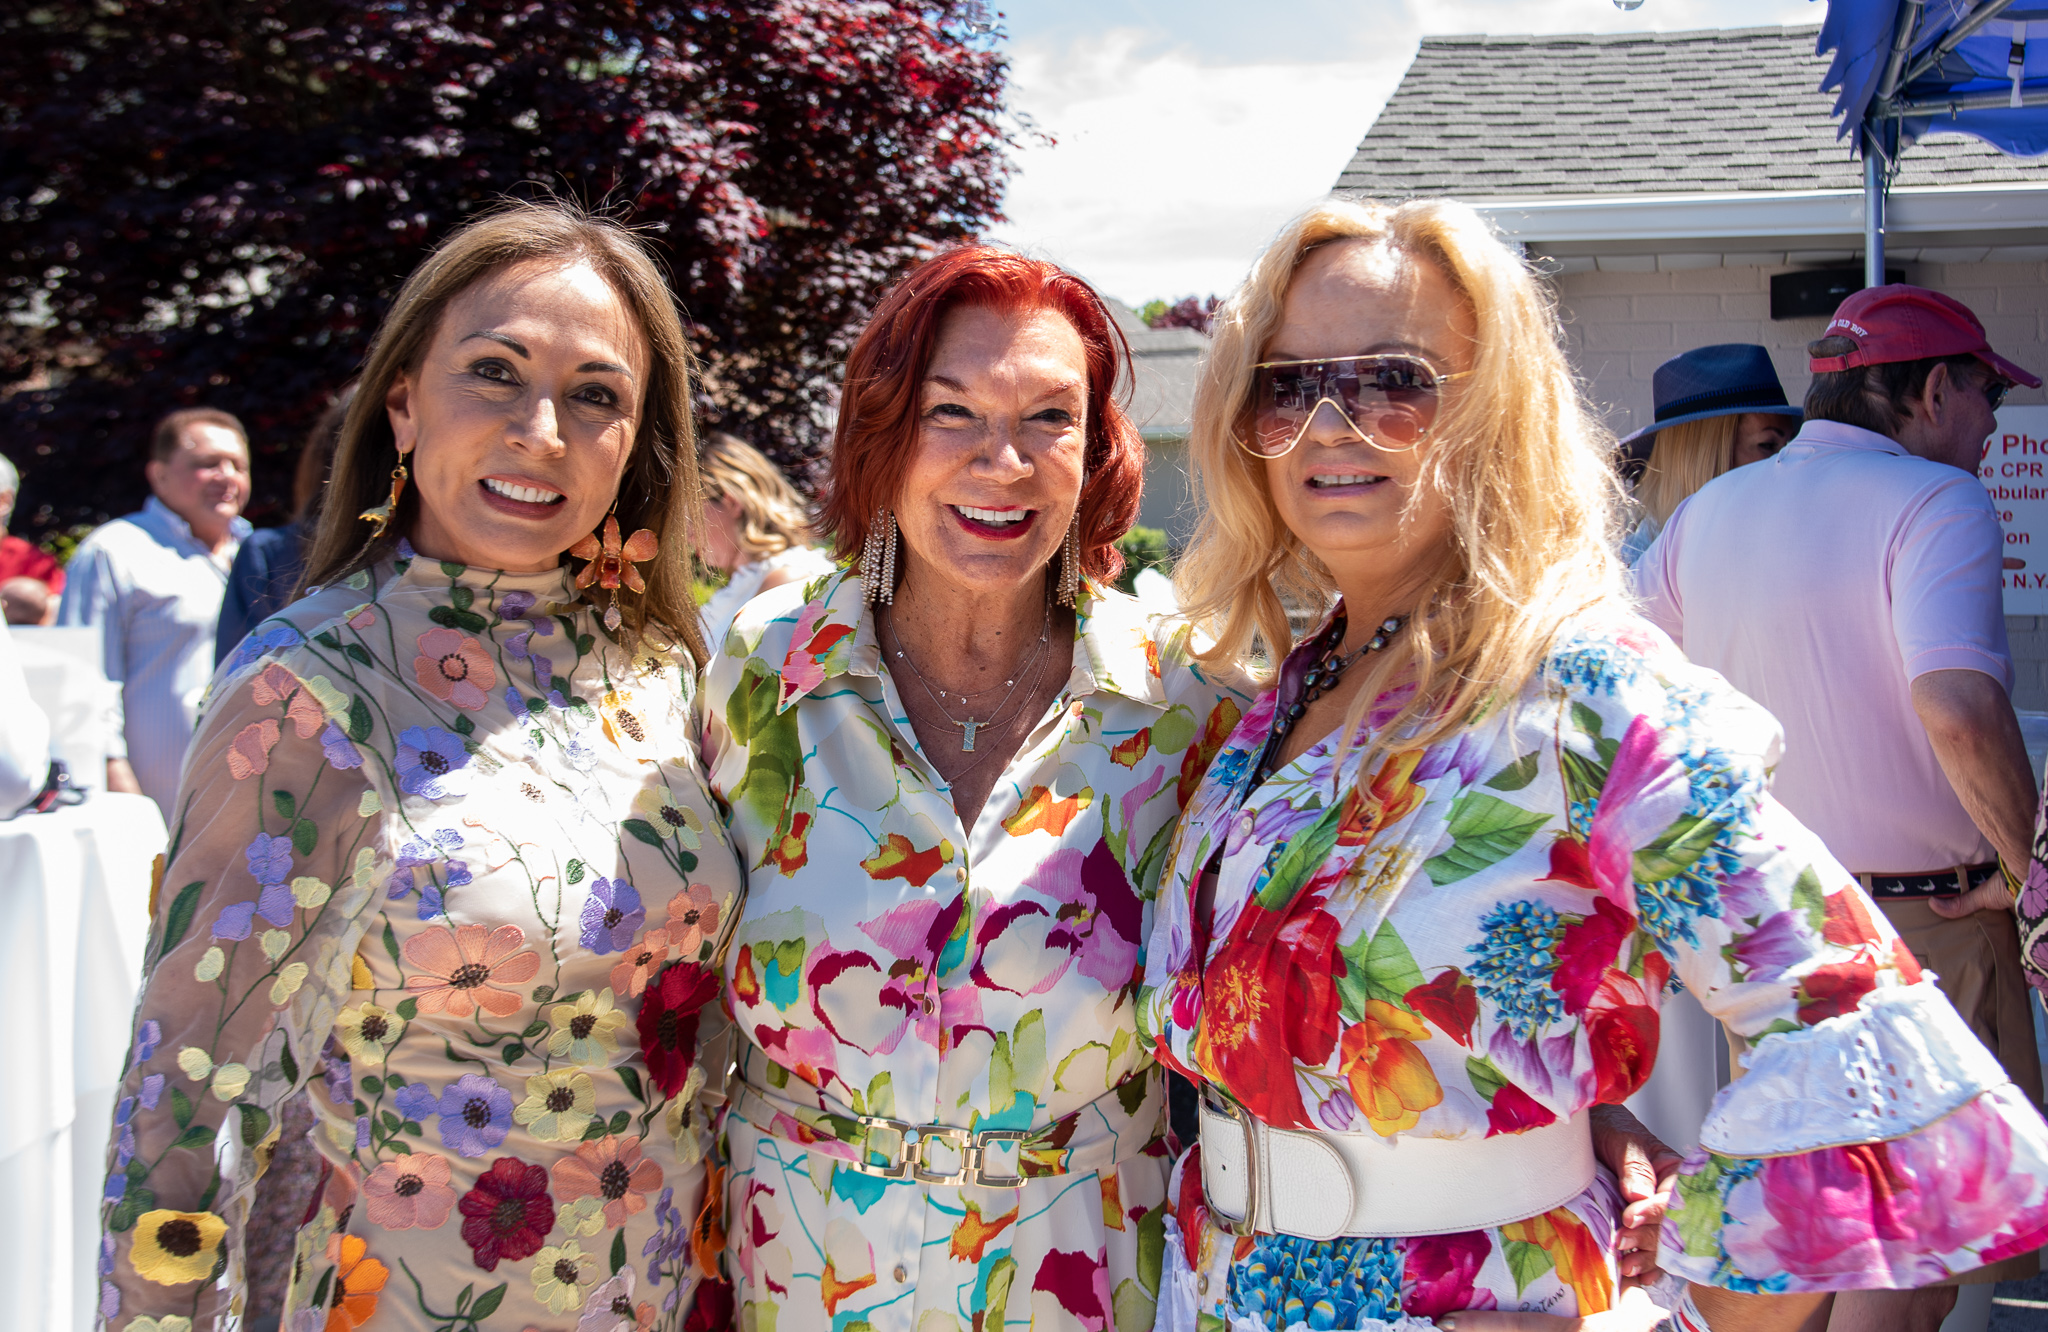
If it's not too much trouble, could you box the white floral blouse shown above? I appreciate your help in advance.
[1138,604,2048,1330]
[699,567,1250,1332]
[99,553,739,1332]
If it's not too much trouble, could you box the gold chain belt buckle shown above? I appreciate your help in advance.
[851,1116,1032,1187]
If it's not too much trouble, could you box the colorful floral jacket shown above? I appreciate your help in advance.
[99,555,739,1332]
[1137,604,2048,1329]
[698,567,1249,1332]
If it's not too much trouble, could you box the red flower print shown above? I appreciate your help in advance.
[456,1156,555,1271]
[1821,889,1883,947]
[1031,1248,1110,1332]
[1484,1083,1558,1137]
[1551,897,1633,1016]
[683,1277,735,1332]
[403,923,541,1019]
[860,832,952,887]
[1175,697,1246,807]
[1405,968,1479,1047]
[1173,1148,1208,1267]
[1588,1003,1658,1104]
[767,808,812,875]
[1002,785,1092,837]
[1196,898,1345,1128]
[1400,1230,1490,1318]
[413,627,498,711]
[637,961,719,1095]
[1797,958,1879,1025]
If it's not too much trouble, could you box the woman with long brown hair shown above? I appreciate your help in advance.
[99,201,739,1331]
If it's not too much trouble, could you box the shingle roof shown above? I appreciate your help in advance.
[1105,298,1204,439]
[1336,25,2048,198]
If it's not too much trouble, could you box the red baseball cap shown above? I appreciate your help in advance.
[1810,283,2040,387]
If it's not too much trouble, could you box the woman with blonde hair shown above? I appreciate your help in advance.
[1137,197,2048,1331]
[1618,344,1801,563]
[99,200,739,1330]
[694,431,833,646]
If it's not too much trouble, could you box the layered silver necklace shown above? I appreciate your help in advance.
[885,609,1052,752]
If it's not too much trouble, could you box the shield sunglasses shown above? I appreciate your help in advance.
[1234,353,1468,459]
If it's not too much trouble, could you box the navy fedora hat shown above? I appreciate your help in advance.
[1617,344,1802,451]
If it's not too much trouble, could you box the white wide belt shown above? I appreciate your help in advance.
[1197,1094,1595,1239]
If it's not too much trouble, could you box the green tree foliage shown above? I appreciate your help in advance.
[0,1,1014,532]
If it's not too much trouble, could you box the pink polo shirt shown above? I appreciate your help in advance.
[1634,418,2011,874]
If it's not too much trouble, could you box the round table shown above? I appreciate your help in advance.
[0,793,167,1332]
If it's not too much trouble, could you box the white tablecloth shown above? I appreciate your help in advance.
[0,793,167,1332]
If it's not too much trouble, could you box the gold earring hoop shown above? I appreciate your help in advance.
[861,508,897,606]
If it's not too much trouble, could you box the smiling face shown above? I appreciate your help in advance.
[387,258,650,574]
[147,422,251,537]
[1260,239,1474,593]
[892,303,1089,600]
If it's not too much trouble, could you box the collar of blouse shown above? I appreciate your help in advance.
[771,564,1168,716]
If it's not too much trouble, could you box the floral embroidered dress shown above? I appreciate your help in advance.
[698,567,1248,1332]
[99,553,739,1332]
[1137,605,2048,1332]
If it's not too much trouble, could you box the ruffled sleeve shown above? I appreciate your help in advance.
[1549,620,2048,1292]
[100,652,387,1326]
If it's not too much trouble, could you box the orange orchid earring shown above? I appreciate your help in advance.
[570,508,659,632]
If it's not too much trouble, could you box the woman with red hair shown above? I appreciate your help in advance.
[696,246,1254,1332]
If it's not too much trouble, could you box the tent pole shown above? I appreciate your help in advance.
[1863,124,1886,289]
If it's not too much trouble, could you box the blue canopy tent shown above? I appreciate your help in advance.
[1821,0,2048,284]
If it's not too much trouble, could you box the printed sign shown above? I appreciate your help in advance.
[1979,406,2048,613]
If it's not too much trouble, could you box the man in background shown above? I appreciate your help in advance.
[2,576,54,626]
[1636,285,2042,1332]
[0,452,64,594]
[59,407,251,817]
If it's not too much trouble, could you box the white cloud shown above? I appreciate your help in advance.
[988,0,1822,306]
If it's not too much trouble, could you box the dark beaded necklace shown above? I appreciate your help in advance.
[1253,610,1408,785]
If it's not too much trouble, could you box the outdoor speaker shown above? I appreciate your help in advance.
[1771,267,1904,321]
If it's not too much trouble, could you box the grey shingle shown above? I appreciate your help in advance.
[1334,26,2047,197]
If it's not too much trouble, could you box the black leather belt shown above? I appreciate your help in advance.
[1854,861,2000,901]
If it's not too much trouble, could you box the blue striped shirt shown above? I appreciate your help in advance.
[57,497,249,818]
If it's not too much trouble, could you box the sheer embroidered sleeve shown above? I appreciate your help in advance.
[99,654,386,1327]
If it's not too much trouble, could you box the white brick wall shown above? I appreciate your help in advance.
[1552,256,2048,708]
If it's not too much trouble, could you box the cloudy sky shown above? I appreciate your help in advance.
[986,0,1822,307]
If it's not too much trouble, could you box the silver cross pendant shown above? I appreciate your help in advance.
[962,719,980,752]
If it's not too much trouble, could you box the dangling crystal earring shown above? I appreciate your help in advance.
[357,452,410,538]
[1058,516,1082,608]
[569,505,659,632]
[861,508,897,606]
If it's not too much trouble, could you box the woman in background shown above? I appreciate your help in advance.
[694,431,833,647]
[1619,344,1800,564]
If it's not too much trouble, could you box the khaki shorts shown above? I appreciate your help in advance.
[1880,898,2045,1285]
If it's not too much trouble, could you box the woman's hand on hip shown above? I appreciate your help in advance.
[1589,1102,1683,1282]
